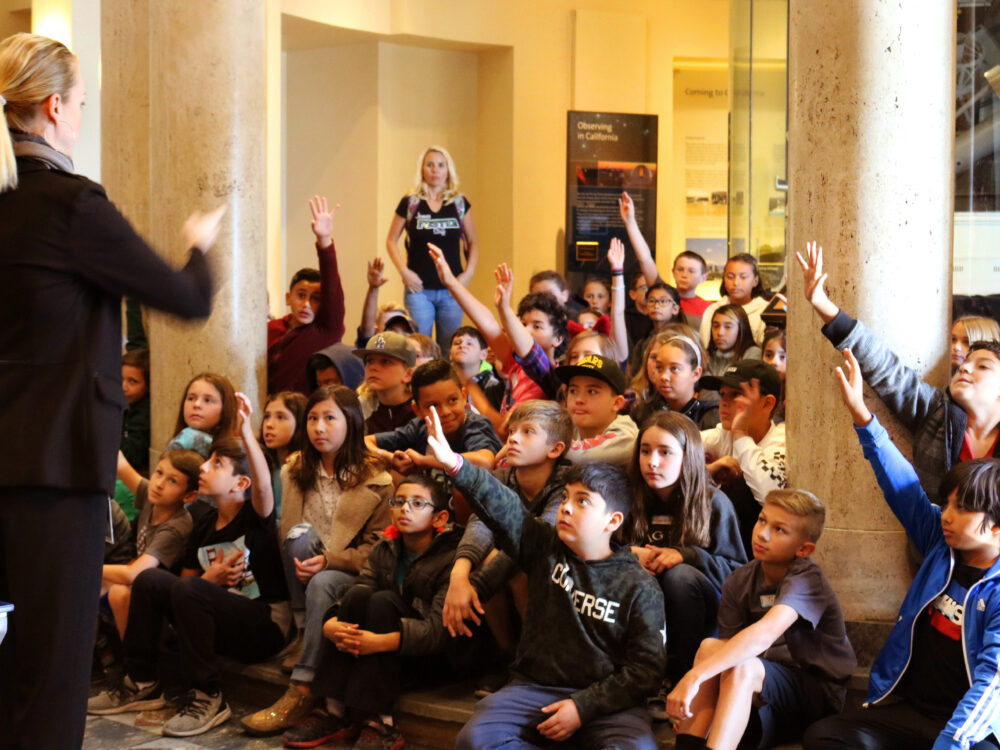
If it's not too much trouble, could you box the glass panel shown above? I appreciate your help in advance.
[954,0,1000,298]
[729,0,788,292]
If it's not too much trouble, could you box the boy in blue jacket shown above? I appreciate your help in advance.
[805,349,1000,750]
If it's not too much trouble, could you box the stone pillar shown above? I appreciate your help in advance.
[103,0,268,453]
[786,0,955,635]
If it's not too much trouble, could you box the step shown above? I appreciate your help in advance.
[225,657,852,749]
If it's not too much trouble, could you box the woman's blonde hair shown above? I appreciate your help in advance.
[411,145,460,203]
[0,33,78,192]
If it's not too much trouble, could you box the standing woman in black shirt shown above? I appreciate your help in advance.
[385,145,479,352]
[0,33,222,749]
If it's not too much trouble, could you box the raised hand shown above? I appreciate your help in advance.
[367,257,389,288]
[182,204,227,252]
[608,237,625,271]
[235,391,253,435]
[834,348,873,427]
[494,263,514,310]
[427,243,455,289]
[308,195,340,247]
[425,406,459,472]
[618,191,636,225]
[794,241,838,322]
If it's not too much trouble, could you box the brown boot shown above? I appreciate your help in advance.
[240,684,315,737]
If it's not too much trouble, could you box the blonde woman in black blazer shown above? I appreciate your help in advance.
[0,33,223,750]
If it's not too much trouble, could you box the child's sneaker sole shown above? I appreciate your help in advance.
[162,704,231,737]
[87,696,166,715]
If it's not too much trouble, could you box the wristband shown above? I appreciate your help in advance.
[446,454,464,476]
[611,269,624,275]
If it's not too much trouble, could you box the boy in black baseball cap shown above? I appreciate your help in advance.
[555,354,637,467]
[699,359,787,555]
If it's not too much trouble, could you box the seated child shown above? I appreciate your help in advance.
[699,254,770,348]
[165,372,239,458]
[280,475,472,749]
[88,401,290,738]
[707,304,762,377]
[421,409,666,749]
[104,449,200,638]
[352,331,417,434]
[450,325,505,414]
[630,332,719,430]
[306,343,365,391]
[258,391,307,519]
[121,347,151,474]
[581,277,612,317]
[365,358,502,475]
[444,400,573,654]
[575,306,606,332]
[627,412,745,695]
[667,488,856,750]
[803,349,1000,750]
[761,328,786,424]
[624,277,684,379]
[672,250,712,329]
[700,360,787,553]
[950,315,1000,374]
[268,196,346,394]
[241,386,392,737]
[555,353,638,467]
[410,332,442,366]
[430,250,566,433]
[799,242,1000,503]
[530,268,583,319]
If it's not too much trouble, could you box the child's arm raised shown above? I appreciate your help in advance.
[618,191,660,286]
[425,407,538,567]
[494,263,534,359]
[797,241,943,434]
[117,450,143,497]
[308,196,346,339]
[667,603,800,721]
[236,392,275,519]
[837,349,944,555]
[607,239,629,362]
[357,257,389,342]
[428,244,513,363]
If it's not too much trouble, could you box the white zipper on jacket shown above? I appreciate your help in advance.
[954,565,1000,742]
[865,548,955,708]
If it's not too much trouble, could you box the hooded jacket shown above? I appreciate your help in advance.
[307,342,365,391]
[858,416,1000,750]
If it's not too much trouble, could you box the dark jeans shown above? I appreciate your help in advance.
[313,585,421,717]
[0,489,106,750]
[124,568,284,692]
[803,697,1000,750]
[658,563,720,683]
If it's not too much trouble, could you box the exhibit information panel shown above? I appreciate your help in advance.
[565,111,658,281]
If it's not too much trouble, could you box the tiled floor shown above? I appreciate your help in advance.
[83,698,436,750]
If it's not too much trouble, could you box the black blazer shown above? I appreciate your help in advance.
[0,157,213,494]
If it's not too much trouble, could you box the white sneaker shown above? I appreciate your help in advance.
[87,675,165,715]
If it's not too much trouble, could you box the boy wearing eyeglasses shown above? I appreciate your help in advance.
[281,474,477,750]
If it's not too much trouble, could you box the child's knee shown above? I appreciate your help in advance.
[722,658,765,691]
[694,637,725,662]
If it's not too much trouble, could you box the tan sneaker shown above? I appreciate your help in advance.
[240,684,315,737]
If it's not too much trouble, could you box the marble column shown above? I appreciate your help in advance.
[786,0,956,632]
[102,0,268,454]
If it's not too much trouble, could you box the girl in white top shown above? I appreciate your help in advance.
[699,253,770,347]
